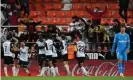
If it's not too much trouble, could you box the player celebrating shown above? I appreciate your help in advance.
[44,34,56,76]
[52,42,60,76]
[15,42,31,76]
[75,36,88,76]
[111,26,130,77]
[36,36,46,76]
[3,35,16,76]
[61,35,71,76]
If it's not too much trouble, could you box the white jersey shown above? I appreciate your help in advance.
[3,41,13,57]
[61,40,67,55]
[36,40,45,54]
[76,41,85,57]
[45,39,53,56]
[52,45,57,57]
[19,47,29,61]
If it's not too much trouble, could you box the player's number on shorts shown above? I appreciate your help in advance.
[78,46,84,52]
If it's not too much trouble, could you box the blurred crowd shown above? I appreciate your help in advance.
[1,17,133,53]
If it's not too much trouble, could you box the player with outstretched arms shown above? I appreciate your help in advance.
[111,25,130,77]
[15,42,31,76]
[61,35,71,76]
[75,36,88,76]
[3,35,16,76]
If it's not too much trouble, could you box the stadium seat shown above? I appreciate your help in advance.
[103,11,112,18]
[36,3,44,11]
[29,0,35,3]
[53,0,61,3]
[128,11,133,17]
[80,0,90,3]
[127,18,133,24]
[35,0,43,3]
[66,11,76,17]
[47,11,57,17]
[101,18,112,24]
[44,4,54,10]
[39,17,48,24]
[110,3,119,10]
[57,11,67,17]
[29,11,37,18]
[58,18,68,25]
[29,4,36,11]
[54,3,63,10]
[67,18,72,24]
[37,11,46,17]
[111,10,120,18]
[118,18,124,23]
[33,18,39,22]
[84,11,92,17]
[48,18,58,24]
[72,4,81,10]
[76,11,85,17]
[43,0,53,3]
[91,3,101,9]
[72,0,80,3]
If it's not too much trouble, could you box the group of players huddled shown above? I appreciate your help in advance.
[3,33,88,76]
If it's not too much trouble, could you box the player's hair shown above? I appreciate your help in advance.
[121,24,126,28]
[61,35,66,40]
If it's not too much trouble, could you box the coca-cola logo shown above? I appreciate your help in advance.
[71,62,119,76]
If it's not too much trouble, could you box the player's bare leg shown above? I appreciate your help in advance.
[78,63,88,76]
[24,68,31,76]
[53,60,60,76]
[63,61,71,76]
[4,64,8,76]
[15,65,20,76]
[49,61,56,76]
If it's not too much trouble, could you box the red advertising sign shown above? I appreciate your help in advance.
[1,59,133,76]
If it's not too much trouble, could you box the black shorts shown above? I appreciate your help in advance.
[77,57,85,64]
[45,55,52,62]
[18,60,29,68]
[52,57,58,63]
[38,54,46,66]
[62,54,68,61]
[4,56,14,65]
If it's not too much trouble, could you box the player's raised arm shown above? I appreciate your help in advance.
[111,34,118,55]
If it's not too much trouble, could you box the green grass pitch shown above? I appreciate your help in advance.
[1,76,133,80]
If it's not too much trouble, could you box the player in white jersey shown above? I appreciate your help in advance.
[36,36,46,76]
[52,43,60,76]
[3,35,16,76]
[61,35,71,76]
[40,34,56,76]
[15,42,31,76]
[75,36,88,76]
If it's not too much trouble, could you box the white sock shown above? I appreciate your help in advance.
[12,67,16,76]
[40,67,46,76]
[25,69,30,74]
[81,66,87,76]
[54,67,59,75]
[46,67,50,76]
[64,64,71,75]
[15,68,19,76]
[50,67,56,76]
[4,66,8,76]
